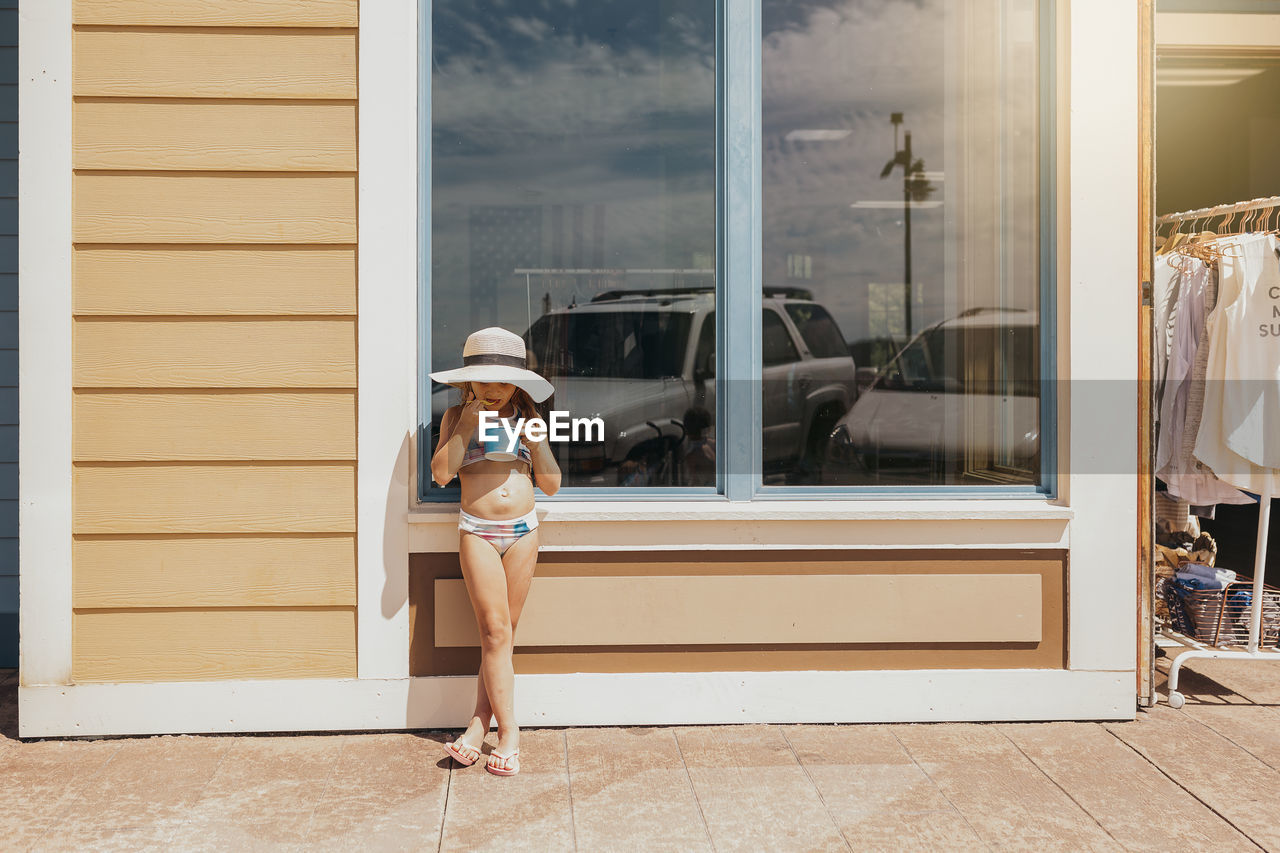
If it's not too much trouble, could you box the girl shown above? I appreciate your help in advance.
[429,327,560,777]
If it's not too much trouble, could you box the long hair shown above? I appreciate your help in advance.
[459,382,541,422]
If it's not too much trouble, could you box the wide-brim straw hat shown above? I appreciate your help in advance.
[429,327,554,402]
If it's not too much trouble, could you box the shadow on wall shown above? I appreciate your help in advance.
[381,431,413,626]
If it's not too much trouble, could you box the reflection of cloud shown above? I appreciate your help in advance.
[431,1,718,365]
[429,0,1040,364]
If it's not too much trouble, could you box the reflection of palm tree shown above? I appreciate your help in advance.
[879,112,930,336]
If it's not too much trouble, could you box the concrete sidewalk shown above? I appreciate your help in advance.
[2,660,1279,852]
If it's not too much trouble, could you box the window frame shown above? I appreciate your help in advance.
[416,0,1057,502]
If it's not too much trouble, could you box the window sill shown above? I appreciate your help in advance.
[406,498,1073,525]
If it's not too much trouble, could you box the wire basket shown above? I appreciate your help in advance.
[1163,575,1280,648]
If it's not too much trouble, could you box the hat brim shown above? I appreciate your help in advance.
[428,364,555,402]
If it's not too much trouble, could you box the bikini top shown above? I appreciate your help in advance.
[460,430,533,468]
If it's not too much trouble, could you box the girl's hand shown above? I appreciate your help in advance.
[520,419,548,448]
[456,399,486,433]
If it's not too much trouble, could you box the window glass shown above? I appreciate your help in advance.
[762,0,1042,487]
[786,303,853,360]
[430,0,717,490]
[525,310,693,381]
[762,310,799,367]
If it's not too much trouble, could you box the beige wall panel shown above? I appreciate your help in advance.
[74,101,357,172]
[436,574,1043,647]
[73,463,356,533]
[73,535,356,608]
[73,174,356,243]
[73,30,356,99]
[74,246,356,316]
[75,0,358,27]
[73,608,356,681]
[73,318,356,388]
[73,391,356,461]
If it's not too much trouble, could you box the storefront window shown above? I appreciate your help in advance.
[762,0,1043,487]
[428,0,717,490]
[424,0,1050,497]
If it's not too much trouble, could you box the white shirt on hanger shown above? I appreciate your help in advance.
[1222,233,1280,469]
[1193,233,1280,494]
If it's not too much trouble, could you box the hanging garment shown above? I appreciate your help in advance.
[1193,233,1280,495]
[1152,252,1185,412]
[1222,233,1280,468]
[1158,254,1251,505]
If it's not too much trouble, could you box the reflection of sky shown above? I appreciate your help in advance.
[430,0,1039,368]
[431,0,716,367]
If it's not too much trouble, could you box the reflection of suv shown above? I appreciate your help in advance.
[427,287,858,486]
[826,308,1039,484]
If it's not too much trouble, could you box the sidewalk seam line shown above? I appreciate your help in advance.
[1174,696,1280,774]
[1103,725,1265,851]
[779,726,853,853]
[672,728,717,853]
[438,748,452,853]
[164,735,236,847]
[999,728,1122,848]
[301,735,347,843]
[890,728,993,852]
[564,730,579,853]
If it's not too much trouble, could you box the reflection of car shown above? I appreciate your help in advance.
[826,308,1040,483]
[430,287,858,486]
[848,335,908,395]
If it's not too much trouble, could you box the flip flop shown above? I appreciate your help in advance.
[443,738,482,766]
[485,748,520,776]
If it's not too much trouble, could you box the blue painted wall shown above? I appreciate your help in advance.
[0,1,17,668]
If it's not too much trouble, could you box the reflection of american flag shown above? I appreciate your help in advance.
[468,206,543,329]
[550,204,607,294]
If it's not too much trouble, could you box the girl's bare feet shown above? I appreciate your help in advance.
[490,728,519,772]
[447,715,488,764]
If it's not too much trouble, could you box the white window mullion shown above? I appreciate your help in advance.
[721,0,763,501]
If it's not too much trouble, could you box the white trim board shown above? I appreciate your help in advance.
[18,0,74,687]
[1064,0,1139,672]
[356,0,418,680]
[20,669,1135,737]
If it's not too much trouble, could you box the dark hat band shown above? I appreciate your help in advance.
[463,352,527,369]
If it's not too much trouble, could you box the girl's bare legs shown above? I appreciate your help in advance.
[454,529,540,765]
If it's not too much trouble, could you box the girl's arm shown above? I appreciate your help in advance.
[526,426,562,496]
[430,403,481,487]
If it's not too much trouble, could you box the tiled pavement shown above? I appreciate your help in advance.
[2,661,1279,851]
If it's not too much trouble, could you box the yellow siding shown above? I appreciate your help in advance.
[74,101,357,171]
[74,30,357,99]
[73,536,356,608]
[74,0,358,28]
[73,609,357,682]
[74,173,357,243]
[73,245,357,315]
[73,391,356,461]
[73,464,356,534]
[73,318,357,388]
[71,7,359,682]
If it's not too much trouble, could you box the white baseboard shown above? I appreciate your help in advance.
[19,669,1135,737]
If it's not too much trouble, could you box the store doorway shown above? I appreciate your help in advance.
[1146,3,1280,704]
[1155,25,1280,584]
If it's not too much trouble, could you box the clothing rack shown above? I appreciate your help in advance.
[1156,199,1280,708]
[1157,195,1280,229]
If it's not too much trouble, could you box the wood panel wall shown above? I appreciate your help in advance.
[410,550,1068,676]
[70,0,359,682]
